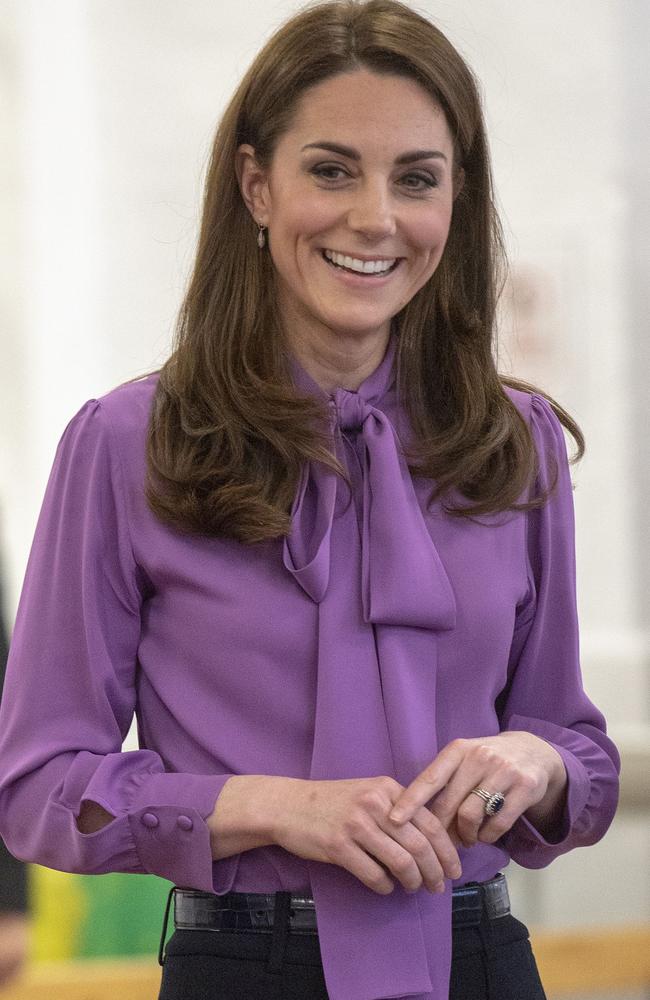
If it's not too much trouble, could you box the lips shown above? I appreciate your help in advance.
[320,250,400,277]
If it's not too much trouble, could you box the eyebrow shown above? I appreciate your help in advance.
[301,141,447,164]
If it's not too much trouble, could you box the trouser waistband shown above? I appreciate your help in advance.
[166,872,509,944]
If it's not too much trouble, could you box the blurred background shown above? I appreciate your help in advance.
[0,0,648,997]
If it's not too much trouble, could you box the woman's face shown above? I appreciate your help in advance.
[237,68,462,352]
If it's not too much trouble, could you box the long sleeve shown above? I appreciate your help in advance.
[0,400,235,891]
[497,392,620,865]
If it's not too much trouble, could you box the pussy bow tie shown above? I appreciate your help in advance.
[282,335,458,999]
[283,340,457,631]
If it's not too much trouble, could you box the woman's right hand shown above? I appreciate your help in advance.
[270,776,462,895]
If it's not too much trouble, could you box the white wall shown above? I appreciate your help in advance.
[1,0,648,932]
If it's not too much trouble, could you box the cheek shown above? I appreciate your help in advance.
[413,206,452,250]
[408,209,453,276]
[275,185,336,243]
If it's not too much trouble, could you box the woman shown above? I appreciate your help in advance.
[0,1,620,998]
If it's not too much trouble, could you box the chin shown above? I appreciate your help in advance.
[324,317,392,335]
[319,303,394,323]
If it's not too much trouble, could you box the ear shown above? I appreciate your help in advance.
[235,143,271,226]
[453,166,465,201]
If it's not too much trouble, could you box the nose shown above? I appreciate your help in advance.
[346,179,397,241]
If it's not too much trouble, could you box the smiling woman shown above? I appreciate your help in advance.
[0,3,619,1000]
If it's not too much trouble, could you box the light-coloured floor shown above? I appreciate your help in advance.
[550,992,649,1000]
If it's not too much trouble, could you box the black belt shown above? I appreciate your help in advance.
[166,872,509,947]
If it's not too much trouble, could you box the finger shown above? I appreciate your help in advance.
[454,792,502,848]
[428,755,491,832]
[444,818,463,850]
[427,742,529,837]
[453,768,516,846]
[446,815,464,850]
[476,785,541,845]
[377,810,460,892]
[451,758,547,847]
[336,838,396,895]
[425,809,464,851]
[409,805,463,881]
[388,743,466,823]
[363,822,435,893]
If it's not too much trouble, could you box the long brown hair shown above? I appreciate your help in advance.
[143,0,584,543]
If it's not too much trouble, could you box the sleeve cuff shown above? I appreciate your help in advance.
[128,771,241,893]
[501,713,591,854]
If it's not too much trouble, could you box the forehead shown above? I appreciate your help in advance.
[284,68,451,149]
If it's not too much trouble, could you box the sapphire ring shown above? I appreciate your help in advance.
[471,787,506,816]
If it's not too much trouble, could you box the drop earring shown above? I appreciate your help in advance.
[257,223,267,249]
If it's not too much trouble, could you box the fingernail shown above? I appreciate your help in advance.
[434,882,446,894]
[450,865,462,879]
[390,810,404,823]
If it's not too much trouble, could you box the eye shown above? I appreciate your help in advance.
[310,165,348,181]
[401,172,438,190]
[310,165,438,191]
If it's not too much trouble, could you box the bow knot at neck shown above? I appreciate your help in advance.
[283,368,457,630]
[331,389,370,433]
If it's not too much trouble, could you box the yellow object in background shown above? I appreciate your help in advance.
[27,864,173,961]
[29,866,87,961]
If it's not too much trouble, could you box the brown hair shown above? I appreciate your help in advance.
[143,0,584,543]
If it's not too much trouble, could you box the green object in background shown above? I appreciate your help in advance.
[76,872,174,957]
[30,864,174,961]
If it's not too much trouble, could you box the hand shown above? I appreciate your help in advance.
[270,776,462,895]
[0,912,30,987]
[388,732,568,847]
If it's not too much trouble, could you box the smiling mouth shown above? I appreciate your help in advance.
[320,250,401,277]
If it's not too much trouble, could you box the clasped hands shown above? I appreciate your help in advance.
[260,729,569,898]
[388,730,568,849]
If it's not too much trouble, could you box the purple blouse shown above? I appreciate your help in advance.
[0,331,620,999]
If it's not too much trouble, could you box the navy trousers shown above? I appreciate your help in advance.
[158,893,547,999]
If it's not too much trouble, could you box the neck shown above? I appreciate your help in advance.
[284,329,393,394]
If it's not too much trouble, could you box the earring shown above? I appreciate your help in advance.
[257,223,266,249]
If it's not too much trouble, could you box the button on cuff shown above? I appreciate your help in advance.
[141,812,159,828]
[177,814,193,831]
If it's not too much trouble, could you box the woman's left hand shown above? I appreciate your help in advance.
[387,732,568,848]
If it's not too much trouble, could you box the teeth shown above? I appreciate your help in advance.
[323,249,396,274]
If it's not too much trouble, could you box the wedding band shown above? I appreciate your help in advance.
[471,787,506,816]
